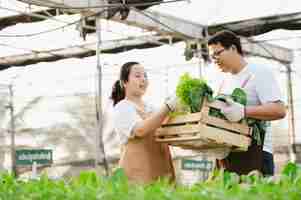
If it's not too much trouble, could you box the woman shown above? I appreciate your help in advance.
[111,61,177,184]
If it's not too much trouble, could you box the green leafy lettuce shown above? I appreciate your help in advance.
[176,73,213,113]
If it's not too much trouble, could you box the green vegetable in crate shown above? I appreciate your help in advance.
[176,73,213,113]
[231,88,247,106]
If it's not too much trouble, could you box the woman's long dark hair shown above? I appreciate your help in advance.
[110,62,139,106]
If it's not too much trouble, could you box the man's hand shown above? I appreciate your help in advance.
[165,96,177,112]
[221,97,245,122]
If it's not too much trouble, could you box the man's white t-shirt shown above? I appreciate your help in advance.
[216,63,283,153]
[112,99,154,145]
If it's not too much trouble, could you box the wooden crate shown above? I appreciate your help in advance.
[155,98,252,151]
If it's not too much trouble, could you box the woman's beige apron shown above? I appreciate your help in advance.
[118,108,175,184]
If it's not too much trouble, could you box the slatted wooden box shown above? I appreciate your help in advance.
[155,98,252,151]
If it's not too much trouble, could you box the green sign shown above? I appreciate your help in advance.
[182,159,213,171]
[16,149,53,165]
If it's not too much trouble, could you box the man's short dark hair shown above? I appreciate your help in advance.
[208,30,243,55]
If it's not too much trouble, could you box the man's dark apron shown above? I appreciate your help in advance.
[216,74,264,175]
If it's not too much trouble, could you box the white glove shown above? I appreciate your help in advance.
[165,95,177,112]
[220,98,245,122]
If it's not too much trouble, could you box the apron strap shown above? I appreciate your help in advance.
[241,74,253,89]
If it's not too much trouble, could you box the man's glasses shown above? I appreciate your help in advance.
[211,48,226,60]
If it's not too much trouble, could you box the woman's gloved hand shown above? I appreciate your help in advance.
[164,96,178,112]
[221,97,245,122]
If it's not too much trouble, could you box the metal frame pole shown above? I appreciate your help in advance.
[286,64,296,162]
[96,17,109,175]
[8,85,17,176]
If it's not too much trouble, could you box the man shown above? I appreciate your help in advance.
[207,30,286,175]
